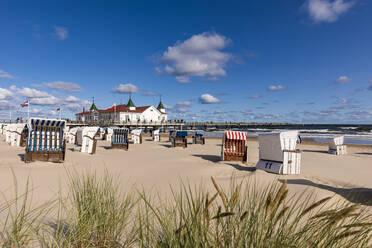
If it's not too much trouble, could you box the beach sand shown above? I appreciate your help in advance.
[0,134,371,209]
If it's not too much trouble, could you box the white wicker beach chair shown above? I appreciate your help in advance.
[328,136,347,155]
[131,129,142,144]
[256,131,301,175]
[81,127,99,154]
[153,129,160,142]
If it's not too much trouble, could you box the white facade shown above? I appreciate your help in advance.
[76,105,167,124]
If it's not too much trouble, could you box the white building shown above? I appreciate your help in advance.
[76,98,167,124]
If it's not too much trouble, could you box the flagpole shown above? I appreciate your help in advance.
[27,100,30,120]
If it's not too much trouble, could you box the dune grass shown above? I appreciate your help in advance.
[138,178,372,248]
[0,171,371,248]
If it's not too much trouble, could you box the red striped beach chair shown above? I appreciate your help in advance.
[221,131,248,162]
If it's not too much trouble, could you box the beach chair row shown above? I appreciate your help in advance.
[3,119,348,174]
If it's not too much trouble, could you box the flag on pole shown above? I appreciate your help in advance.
[106,105,116,111]
[20,100,29,107]
[57,108,61,112]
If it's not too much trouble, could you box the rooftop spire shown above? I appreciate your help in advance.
[127,94,135,108]
[157,95,165,112]
[90,97,97,111]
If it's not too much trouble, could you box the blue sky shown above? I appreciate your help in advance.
[0,0,371,123]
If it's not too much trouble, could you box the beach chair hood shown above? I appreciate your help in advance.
[224,131,247,140]
[258,131,298,162]
[176,131,188,137]
[328,135,344,150]
[82,127,99,139]
[195,130,205,136]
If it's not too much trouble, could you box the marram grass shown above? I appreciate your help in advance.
[0,171,371,248]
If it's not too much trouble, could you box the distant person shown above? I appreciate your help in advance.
[297,135,302,144]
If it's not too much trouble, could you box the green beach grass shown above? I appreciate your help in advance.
[0,171,371,247]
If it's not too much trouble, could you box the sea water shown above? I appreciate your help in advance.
[203,125,372,145]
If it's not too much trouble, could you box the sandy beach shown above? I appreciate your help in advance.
[0,134,371,209]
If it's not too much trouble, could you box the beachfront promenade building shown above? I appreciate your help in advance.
[75,98,167,124]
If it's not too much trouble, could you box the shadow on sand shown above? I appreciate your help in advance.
[280,179,372,206]
[355,152,372,155]
[17,153,25,161]
[192,155,257,172]
[302,149,329,154]
[226,163,256,172]
[160,144,173,148]
[192,154,220,163]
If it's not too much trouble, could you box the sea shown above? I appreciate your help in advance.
[198,124,372,146]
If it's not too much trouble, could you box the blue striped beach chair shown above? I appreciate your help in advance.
[111,128,129,150]
[25,118,66,163]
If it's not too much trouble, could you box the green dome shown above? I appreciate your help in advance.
[157,100,165,110]
[90,102,98,111]
[127,98,135,107]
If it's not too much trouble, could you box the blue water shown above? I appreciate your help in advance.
[203,130,372,146]
[313,138,372,146]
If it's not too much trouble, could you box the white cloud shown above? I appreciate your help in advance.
[335,75,352,83]
[12,86,50,98]
[64,95,80,102]
[267,85,285,91]
[339,98,347,104]
[249,94,262,99]
[30,96,59,105]
[64,103,86,112]
[43,81,83,92]
[199,94,221,104]
[112,83,139,94]
[175,76,190,83]
[53,26,68,40]
[157,32,231,82]
[0,70,15,79]
[0,88,13,100]
[0,100,14,110]
[307,0,355,23]
[141,90,159,96]
[175,101,192,107]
